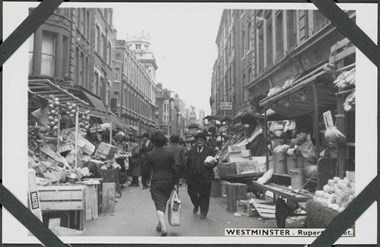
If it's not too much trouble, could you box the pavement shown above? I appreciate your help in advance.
[82,182,304,237]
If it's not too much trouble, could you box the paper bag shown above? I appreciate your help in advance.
[168,186,181,226]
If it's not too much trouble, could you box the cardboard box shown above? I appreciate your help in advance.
[228,153,250,163]
[218,163,236,177]
[95,143,118,160]
[240,149,251,157]
[68,131,95,155]
[235,161,259,174]
[228,145,241,154]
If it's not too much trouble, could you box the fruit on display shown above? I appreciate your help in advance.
[343,91,355,111]
[313,176,355,212]
[79,110,91,130]
[61,101,77,119]
[47,95,61,133]
[333,68,355,88]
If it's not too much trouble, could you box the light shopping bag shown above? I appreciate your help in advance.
[168,185,181,226]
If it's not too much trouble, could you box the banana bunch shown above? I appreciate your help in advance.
[333,68,355,88]
[343,91,355,111]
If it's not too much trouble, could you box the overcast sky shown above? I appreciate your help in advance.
[113,4,222,116]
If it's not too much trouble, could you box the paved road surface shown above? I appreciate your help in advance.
[82,184,302,237]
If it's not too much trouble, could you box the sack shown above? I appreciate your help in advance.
[168,186,181,226]
[298,134,316,159]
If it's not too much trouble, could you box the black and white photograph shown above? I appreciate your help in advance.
[2,2,378,245]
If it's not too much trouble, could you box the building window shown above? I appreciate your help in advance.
[276,11,284,60]
[136,44,141,50]
[108,42,112,65]
[85,57,89,88]
[258,28,264,73]
[266,21,273,67]
[62,36,69,78]
[102,34,106,60]
[241,30,245,57]
[77,8,81,28]
[247,22,251,52]
[86,10,90,39]
[63,8,70,17]
[95,26,100,52]
[287,10,297,50]
[41,32,56,77]
[104,9,108,22]
[29,34,34,75]
[114,67,121,81]
[80,9,85,34]
[78,53,84,85]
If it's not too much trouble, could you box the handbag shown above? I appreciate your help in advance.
[168,185,181,226]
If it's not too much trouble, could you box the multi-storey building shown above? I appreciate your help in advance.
[155,83,172,136]
[211,9,354,116]
[111,37,156,134]
[29,8,114,106]
[92,8,114,107]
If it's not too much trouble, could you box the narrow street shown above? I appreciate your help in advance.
[83,184,279,236]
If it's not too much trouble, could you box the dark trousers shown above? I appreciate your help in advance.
[132,176,139,185]
[187,181,212,216]
[142,164,151,187]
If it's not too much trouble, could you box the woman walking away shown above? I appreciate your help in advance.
[146,133,176,236]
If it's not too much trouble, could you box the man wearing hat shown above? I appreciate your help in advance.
[184,132,219,219]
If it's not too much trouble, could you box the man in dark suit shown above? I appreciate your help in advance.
[166,134,186,184]
[185,133,218,219]
[141,133,155,189]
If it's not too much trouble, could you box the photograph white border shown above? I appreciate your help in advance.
[2,2,378,245]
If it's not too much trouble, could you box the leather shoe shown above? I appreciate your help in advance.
[193,206,199,215]
[200,214,206,219]
[142,186,148,190]
[161,231,167,236]
[156,224,161,232]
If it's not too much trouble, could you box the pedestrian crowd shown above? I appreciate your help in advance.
[109,131,220,236]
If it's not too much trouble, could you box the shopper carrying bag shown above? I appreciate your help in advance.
[168,185,181,226]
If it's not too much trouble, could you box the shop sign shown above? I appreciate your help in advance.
[220,102,232,110]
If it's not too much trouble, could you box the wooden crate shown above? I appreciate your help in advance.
[38,186,84,211]
[226,183,248,212]
[218,163,236,177]
[101,183,115,214]
[210,179,222,198]
[83,184,99,220]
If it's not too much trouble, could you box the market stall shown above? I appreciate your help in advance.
[28,79,128,234]
[248,38,356,228]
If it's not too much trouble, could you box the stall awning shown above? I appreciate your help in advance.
[259,63,336,118]
[233,106,262,124]
[67,87,111,120]
[28,79,89,107]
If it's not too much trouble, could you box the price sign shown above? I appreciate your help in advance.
[323,110,334,128]
[220,102,232,110]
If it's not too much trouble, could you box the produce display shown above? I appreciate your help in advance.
[61,101,78,120]
[324,126,346,145]
[79,111,91,130]
[313,176,355,212]
[333,68,355,88]
[46,95,61,134]
[343,91,355,111]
